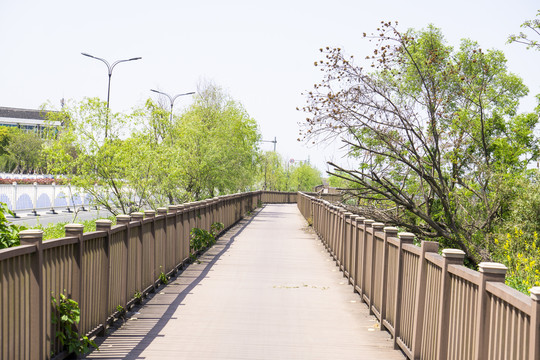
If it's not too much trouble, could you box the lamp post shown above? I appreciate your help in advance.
[81,52,142,138]
[261,136,277,152]
[150,89,195,123]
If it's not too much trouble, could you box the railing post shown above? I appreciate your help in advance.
[157,207,169,272]
[175,205,187,266]
[436,249,466,360]
[168,205,181,269]
[353,216,366,295]
[116,214,131,305]
[349,214,360,286]
[370,222,384,314]
[144,210,157,289]
[380,226,398,330]
[411,240,439,359]
[393,232,415,349]
[341,212,353,273]
[131,212,144,291]
[530,287,540,360]
[19,229,44,360]
[474,262,507,360]
[96,219,112,335]
[64,224,84,321]
[361,219,375,304]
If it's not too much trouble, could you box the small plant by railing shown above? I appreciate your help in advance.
[51,292,98,356]
[190,222,225,261]
[210,222,224,237]
[159,268,169,285]
[116,305,126,322]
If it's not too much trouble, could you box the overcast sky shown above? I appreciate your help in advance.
[1,0,538,172]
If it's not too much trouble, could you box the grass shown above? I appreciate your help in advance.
[33,216,117,241]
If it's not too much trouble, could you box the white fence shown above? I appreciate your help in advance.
[0,183,92,216]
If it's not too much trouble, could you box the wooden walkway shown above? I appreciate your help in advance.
[84,204,404,360]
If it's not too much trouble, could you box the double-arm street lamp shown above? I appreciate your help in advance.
[150,89,195,123]
[81,52,142,138]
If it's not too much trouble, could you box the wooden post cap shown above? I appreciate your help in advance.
[384,226,399,235]
[131,212,144,221]
[364,219,375,227]
[157,207,168,215]
[19,229,43,243]
[442,249,466,259]
[96,219,113,231]
[144,210,156,218]
[65,223,84,237]
[478,262,508,275]
[530,287,540,301]
[398,232,416,242]
[116,214,131,224]
[372,222,385,230]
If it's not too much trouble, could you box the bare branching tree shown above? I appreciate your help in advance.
[302,22,539,264]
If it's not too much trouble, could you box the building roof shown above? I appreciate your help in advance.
[0,106,62,126]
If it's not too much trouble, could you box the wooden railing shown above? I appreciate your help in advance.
[298,192,540,360]
[0,190,277,360]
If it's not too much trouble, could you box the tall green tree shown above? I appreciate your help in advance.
[303,23,539,264]
[289,162,322,191]
[2,129,46,173]
[133,82,261,203]
[45,98,144,214]
[259,151,288,191]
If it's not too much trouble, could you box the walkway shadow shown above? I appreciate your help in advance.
[84,209,260,359]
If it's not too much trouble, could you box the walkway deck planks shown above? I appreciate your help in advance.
[85,204,404,360]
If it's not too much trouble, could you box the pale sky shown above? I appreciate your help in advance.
[1,0,538,172]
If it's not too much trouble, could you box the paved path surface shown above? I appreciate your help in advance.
[85,204,404,360]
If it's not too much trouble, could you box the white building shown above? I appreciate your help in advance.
[0,106,62,135]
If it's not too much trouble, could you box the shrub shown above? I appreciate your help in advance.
[492,228,540,294]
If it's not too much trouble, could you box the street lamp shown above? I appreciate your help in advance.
[150,89,195,123]
[261,136,277,152]
[81,52,142,138]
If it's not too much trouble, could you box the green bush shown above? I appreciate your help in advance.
[0,202,25,248]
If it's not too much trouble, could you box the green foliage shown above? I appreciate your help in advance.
[259,151,321,191]
[289,162,322,191]
[0,202,26,249]
[159,267,169,285]
[0,127,11,156]
[303,23,539,265]
[507,10,540,51]
[115,305,126,321]
[0,128,46,173]
[260,151,288,191]
[492,229,540,294]
[190,222,224,258]
[51,292,98,355]
[33,216,116,241]
[210,222,224,237]
[45,82,261,213]
[134,291,142,303]
[190,227,214,255]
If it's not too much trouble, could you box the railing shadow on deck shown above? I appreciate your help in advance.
[0,191,277,360]
[86,210,259,359]
[297,192,540,360]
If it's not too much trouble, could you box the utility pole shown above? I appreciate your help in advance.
[261,136,277,152]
